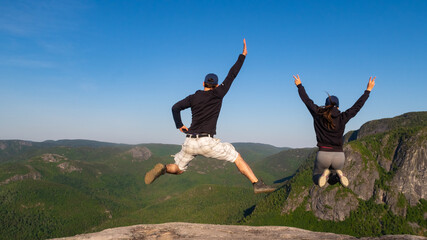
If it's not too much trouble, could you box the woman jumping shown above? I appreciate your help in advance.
[293,75,375,187]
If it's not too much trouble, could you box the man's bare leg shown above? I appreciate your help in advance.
[234,154,258,183]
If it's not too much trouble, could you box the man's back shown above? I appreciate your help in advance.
[188,90,224,135]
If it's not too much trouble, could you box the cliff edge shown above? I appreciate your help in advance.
[52,222,426,240]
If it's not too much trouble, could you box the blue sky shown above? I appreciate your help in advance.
[0,0,426,148]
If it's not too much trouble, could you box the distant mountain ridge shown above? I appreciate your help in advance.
[0,139,130,163]
[344,111,427,143]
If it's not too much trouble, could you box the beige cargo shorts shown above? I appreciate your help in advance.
[173,136,238,171]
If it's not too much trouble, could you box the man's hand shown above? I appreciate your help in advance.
[179,126,188,133]
[242,38,247,56]
[293,74,301,86]
[367,76,376,91]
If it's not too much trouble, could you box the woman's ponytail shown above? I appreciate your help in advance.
[318,95,336,130]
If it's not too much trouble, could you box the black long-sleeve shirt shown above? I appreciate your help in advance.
[297,84,370,152]
[172,54,246,135]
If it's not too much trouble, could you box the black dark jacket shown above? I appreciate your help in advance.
[172,54,246,135]
[297,84,370,151]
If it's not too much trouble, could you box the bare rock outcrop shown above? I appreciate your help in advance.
[34,153,82,173]
[126,146,152,162]
[386,129,427,215]
[309,186,359,221]
[57,162,82,173]
[0,165,41,185]
[41,153,68,163]
[51,222,426,240]
[391,131,427,205]
[282,184,359,221]
[344,144,380,201]
[282,187,309,214]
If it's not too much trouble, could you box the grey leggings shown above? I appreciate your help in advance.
[312,151,345,186]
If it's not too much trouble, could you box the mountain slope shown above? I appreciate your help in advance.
[244,111,427,237]
[0,141,299,239]
[251,147,316,183]
[232,142,288,163]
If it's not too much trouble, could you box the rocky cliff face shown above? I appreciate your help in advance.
[385,128,426,215]
[281,112,427,224]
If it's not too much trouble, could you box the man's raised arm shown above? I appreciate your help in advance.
[214,39,247,98]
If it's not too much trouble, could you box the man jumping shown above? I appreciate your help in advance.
[145,39,276,194]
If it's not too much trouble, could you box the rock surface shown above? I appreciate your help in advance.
[41,153,68,163]
[126,146,152,162]
[309,186,359,221]
[389,129,427,207]
[57,162,82,173]
[51,222,426,240]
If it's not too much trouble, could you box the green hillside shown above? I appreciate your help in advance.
[232,142,288,163]
[252,148,316,183]
[93,184,264,231]
[0,141,304,239]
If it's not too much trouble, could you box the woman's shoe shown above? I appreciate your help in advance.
[318,169,331,187]
[336,170,349,187]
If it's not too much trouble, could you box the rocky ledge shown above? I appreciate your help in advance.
[52,222,426,240]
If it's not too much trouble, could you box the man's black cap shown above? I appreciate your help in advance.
[204,73,218,85]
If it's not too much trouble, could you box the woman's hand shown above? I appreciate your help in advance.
[293,74,301,86]
[367,76,376,91]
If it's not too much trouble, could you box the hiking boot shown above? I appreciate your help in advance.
[253,180,276,194]
[336,170,349,187]
[318,169,330,187]
[145,163,166,184]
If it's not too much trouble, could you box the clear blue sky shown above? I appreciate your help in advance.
[0,0,426,148]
